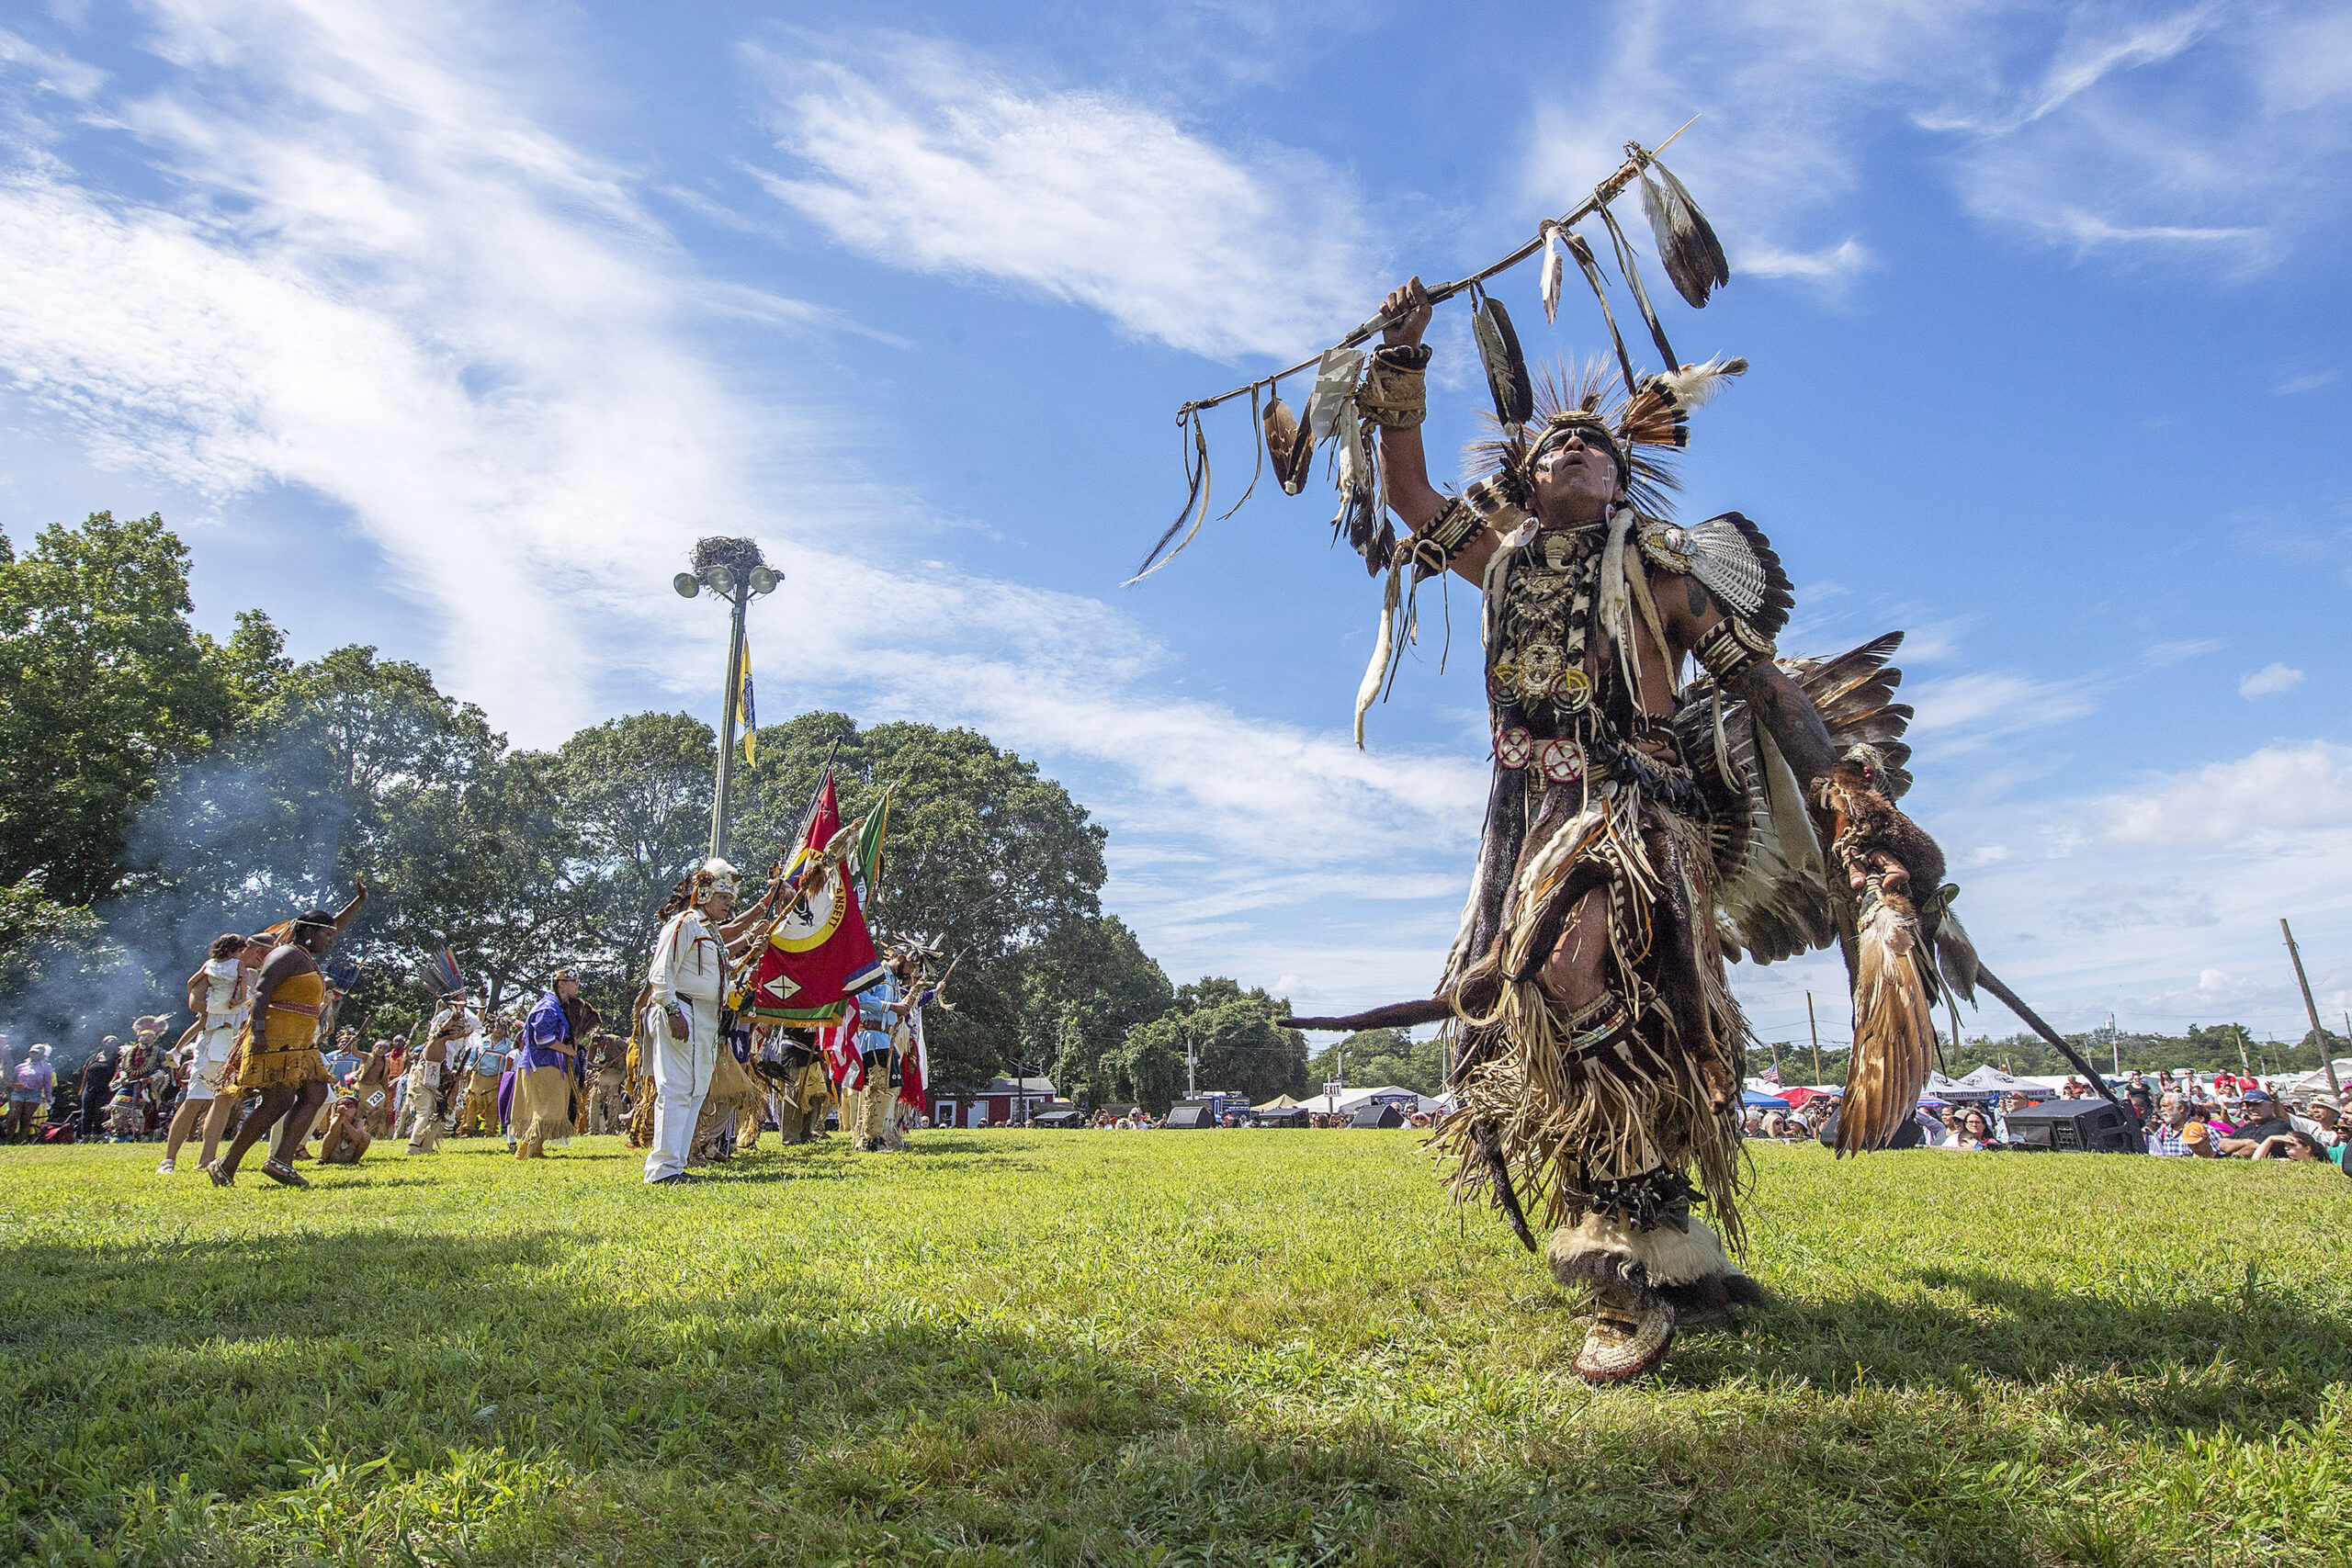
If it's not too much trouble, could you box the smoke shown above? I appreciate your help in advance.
[0,718,357,1077]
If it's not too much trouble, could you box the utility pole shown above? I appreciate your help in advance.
[1805,991,1823,1086]
[2109,1013,2120,1080]
[2282,918,2343,1095]
[1184,1025,1198,1101]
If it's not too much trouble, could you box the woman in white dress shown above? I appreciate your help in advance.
[157,933,249,1175]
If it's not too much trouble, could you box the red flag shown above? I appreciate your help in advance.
[818,1017,863,1090]
[741,773,886,1027]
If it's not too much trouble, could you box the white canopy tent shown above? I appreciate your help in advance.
[2279,1060,2352,1099]
[1294,1087,1443,1116]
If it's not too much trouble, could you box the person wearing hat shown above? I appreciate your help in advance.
[208,879,368,1188]
[2216,1089,2294,1157]
[2290,1093,2341,1149]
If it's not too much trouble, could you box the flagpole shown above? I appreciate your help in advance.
[710,581,750,861]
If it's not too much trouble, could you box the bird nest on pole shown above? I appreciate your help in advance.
[693,536,766,578]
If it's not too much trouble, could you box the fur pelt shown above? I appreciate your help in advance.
[1547,1210,1740,1289]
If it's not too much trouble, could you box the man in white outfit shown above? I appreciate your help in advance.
[644,859,741,1185]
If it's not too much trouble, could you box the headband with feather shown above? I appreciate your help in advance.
[1467,355,1747,519]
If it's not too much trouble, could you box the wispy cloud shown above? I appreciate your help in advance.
[743,32,1383,362]
[1905,669,2100,754]
[1521,1,2351,280]
[2273,368,2341,397]
[2145,637,2225,667]
[0,2,1481,1010]
[2238,661,2305,698]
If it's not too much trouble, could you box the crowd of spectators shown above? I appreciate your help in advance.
[1731,1065,2346,1168]
[8,1013,2345,1173]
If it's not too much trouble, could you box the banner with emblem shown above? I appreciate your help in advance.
[739,772,887,1025]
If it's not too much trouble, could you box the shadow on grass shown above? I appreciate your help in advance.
[1661,1258,2352,1440]
[6,1217,2300,1568]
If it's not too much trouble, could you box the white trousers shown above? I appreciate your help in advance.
[643,998,719,1182]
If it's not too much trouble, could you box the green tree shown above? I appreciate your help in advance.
[727,713,1111,1095]
[555,711,716,1012]
[1305,1026,1447,1098]
[1124,978,1307,1112]
[0,513,243,905]
[1023,914,1173,1107]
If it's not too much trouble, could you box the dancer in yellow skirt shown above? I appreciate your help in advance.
[209,880,368,1188]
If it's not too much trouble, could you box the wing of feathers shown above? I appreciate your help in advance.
[1705,632,1913,964]
[1834,885,1939,1156]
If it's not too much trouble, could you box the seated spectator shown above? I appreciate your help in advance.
[2217,1090,2293,1157]
[1951,1108,1997,1150]
[2292,1094,2342,1150]
[2250,1129,2346,1168]
[2147,1094,2197,1156]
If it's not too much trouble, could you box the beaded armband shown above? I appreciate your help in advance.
[1358,344,1431,429]
[1405,495,1492,579]
[1693,617,1776,682]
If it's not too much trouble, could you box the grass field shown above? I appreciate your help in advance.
[3,1130,2347,1567]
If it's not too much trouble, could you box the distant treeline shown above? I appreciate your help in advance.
[1747,1021,2346,1084]
[0,512,1309,1109]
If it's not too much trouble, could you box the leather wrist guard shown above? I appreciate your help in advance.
[1404,495,1491,579]
[1359,344,1431,428]
[1694,617,1776,683]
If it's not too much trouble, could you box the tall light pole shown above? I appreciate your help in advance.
[673,536,779,860]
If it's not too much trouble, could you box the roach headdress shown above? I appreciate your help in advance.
[1469,355,1747,521]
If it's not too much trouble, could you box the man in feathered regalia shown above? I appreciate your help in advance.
[1337,276,1956,1382]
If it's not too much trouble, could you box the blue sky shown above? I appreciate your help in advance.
[2,0,2347,1052]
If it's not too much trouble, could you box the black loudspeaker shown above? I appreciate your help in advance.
[1163,1104,1214,1130]
[1349,1103,1406,1129]
[1815,1107,1926,1149]
[2004,1097,2143,1153]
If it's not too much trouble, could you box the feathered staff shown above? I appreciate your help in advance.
[1131,119,1724,581]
